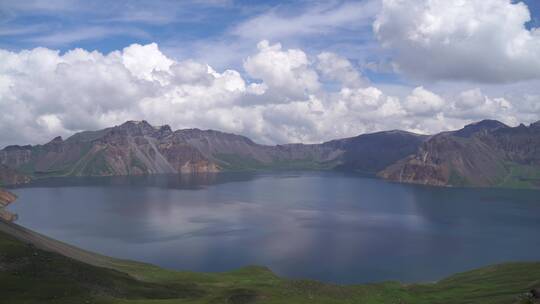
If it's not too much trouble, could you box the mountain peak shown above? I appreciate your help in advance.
[47,136,63,145]
[115,120,157,136]
[159,125,172,132]
[110,120,176,139]
[455,119,508,137]
[119,120,153,128]
[466,119,507,128]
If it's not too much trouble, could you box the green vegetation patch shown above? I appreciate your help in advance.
[213,153,267,171]
[448,169,471,187]
[0,230,204,304]
[215,153,337,172]
[496,162,540,189]
[81,150,114,176]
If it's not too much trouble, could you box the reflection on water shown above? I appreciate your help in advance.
[12,172,255,189]
[8,171,540,284]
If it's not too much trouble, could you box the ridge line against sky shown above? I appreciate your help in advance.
[0,0,539,147]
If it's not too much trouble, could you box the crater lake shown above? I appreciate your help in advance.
[7,171,540,284]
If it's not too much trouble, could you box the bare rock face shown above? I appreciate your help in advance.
[379,120,540,188]
[0,188,16,207]
[0,188,17,222]
[0,209,17,222]
[0,121,221,179]
[0,164,31,186]
[0,146,33,169]
[379,156,448,186]
[1,119,538,188]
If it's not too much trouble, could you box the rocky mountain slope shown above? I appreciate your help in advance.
[0,188,17,222]
[379,120,540,188]
[0,164,31,186]
[2,119,538,188]
[0,120,426,184]
[326,130,428,173]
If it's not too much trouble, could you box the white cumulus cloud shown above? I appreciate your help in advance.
[374,0,540,83]
[0,41,537,148]
[317,52,366,88]
[244,40,320,101]
[405,86,445,115]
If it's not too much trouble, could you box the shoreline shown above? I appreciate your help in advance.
[1,218,539,303]
[0,188,539,302]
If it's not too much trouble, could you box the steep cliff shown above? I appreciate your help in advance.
[0,121,219,180]
[2,119,538,188]
[0,164,31,186]
[379,120,540,188]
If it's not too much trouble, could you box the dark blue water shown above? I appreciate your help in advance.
[7,171,540,284]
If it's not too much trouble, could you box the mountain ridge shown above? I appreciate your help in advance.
[379,120,540,188]
[0,120,426,184]
[1,119,539,189]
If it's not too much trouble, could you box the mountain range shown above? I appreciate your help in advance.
[1,119,539,189]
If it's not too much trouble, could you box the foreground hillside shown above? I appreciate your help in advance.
[1,218,539,304]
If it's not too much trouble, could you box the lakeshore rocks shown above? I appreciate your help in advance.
[0,188,17,222]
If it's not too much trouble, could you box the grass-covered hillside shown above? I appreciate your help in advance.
[1,220,539,304]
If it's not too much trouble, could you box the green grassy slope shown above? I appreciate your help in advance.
[1,222,539,304]
[0,230,203,304]
[214,153,338,172]
[494,163,540,189]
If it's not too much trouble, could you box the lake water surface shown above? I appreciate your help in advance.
[7,171,540,284]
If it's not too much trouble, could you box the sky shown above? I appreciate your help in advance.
[0,0,539,147]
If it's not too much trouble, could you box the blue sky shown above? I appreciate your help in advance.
[523,0,540,28]
[1,0,538,83]
[0,0,539,146]
[0,1,381,77]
